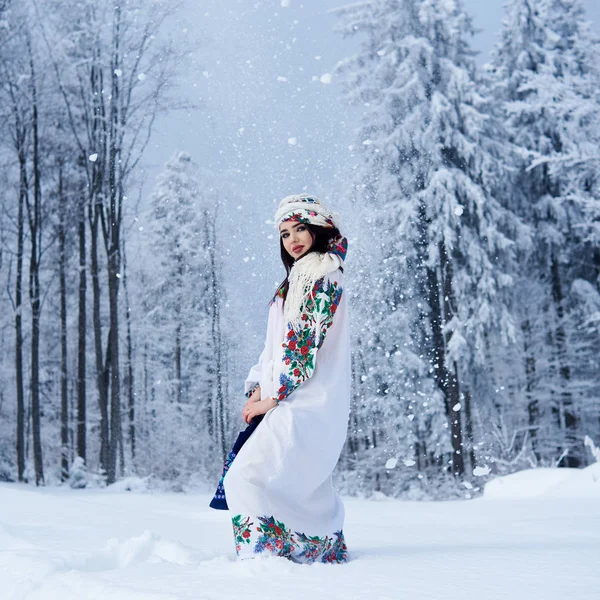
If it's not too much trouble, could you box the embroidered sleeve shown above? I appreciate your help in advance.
[244,345,266,397]
[245,383,260,399]
[275,276,343,403]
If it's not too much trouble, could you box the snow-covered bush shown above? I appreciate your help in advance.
[69,457,87,489]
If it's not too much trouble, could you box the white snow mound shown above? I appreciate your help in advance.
[544,462,600,499]
[72,530,192,571]
[483,464,600,499]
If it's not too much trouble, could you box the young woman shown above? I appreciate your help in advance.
[217,193,351,564]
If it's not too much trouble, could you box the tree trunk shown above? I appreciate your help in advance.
[463,389,476,474]
[175,321,182,405]
[122,240,136,463]
[77,191,87,463]
[15,143,26,482]
[90,205,109,475]
[58,163,69,481]
[550,253,579,467]
[207,215,226,461]
[440,241,464,477]
[104,3,123,484]
[426,240,465,477]
[28,47,44,486]
[522,318,540,462]
[107,261,121,483]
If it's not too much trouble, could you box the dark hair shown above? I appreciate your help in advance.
[272,223,342,305]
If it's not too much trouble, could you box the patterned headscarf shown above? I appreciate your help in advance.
[274,193,348,329]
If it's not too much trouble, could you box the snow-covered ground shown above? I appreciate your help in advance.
[2,465,599,600]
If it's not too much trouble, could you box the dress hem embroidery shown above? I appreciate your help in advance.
[232,513,348,564]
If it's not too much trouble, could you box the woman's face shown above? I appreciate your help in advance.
[279,221,313,260]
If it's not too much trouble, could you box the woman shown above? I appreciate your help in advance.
[219,193,351,564]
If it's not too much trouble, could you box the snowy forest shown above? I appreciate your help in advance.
[0,0,599,500]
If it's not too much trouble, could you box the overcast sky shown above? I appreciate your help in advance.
[143,0,600,206]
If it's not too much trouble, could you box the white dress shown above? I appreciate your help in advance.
[223,268,351,563]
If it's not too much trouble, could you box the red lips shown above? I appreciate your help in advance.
[292,245,304,253]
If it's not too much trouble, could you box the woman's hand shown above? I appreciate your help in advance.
[241,386,261,420]
[243,397,277,424]
[247,385,261,403]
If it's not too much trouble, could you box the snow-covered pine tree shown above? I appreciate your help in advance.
[138,152,228,483]
[488,0,600,467]
[334,0,523,492]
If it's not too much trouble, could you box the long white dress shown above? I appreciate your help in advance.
[223,268,351,563]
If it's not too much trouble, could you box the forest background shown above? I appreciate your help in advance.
[0,0,599,499]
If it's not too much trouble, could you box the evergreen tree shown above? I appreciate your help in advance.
[335,0,523,491]
[488,0,600,467]
[138,152,228,481]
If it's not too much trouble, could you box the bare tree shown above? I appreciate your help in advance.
[25,31,44,485]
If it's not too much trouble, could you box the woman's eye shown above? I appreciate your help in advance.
[297,226,306,232]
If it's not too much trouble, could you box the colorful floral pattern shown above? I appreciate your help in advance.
[322,531,348,564]
[277,278,343,403]
[327,234,348,262]
[295,532,334,562]
[245,382,260,399]
[281,209,336,228]
[232,515,254,554]
[295,530,348,563]
[254,515,296,557]
[270,284,285,306]
[281,211,312,224]
[231,514,348,564]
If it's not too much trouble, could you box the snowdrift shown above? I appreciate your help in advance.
[483,463,600,499]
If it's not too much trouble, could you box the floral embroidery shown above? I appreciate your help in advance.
[269,285,283,306]
[322,531,348,564]
[270,284,285,305]
[327,234,348,262]
[277,278,343,403]
[295,532,333,562]
[281,210,335,228]
[232,515,254,554]
[281,211,312,224]
[294,530,347,563]
[245,383,260,399]
[232,514,348,564]
[254,515,296,557]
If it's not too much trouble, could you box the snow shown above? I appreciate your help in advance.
[483,464,600,499]
[484,467,576,499]
[2,471,599,600]
[546,463,600,499]
[473,465,491,477]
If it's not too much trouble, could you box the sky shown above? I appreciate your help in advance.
[138,0,600,379]
[143,0,600,187]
